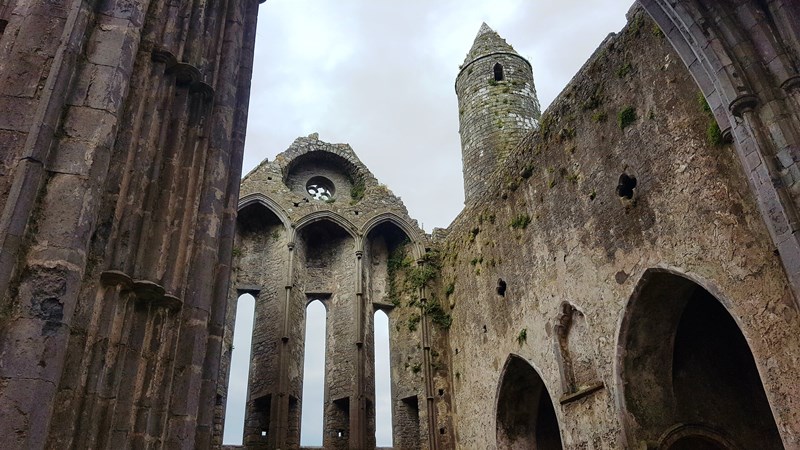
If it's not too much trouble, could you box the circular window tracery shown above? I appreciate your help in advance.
[306,176,335,201]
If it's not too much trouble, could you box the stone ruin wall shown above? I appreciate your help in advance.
[435,7,800,449]
[222,135,453,449]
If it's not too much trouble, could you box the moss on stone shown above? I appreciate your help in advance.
[510,214,531,229]
[618,106,637,130]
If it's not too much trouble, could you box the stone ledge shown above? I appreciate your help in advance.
[559,381,604,405]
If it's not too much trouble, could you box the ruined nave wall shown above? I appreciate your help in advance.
[438,8,800,449]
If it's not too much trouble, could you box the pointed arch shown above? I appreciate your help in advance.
[295,211,359,242]
[237,192,291,231]
[300,299,328,446]
[361,212,424,259]
[495,354,563,449]
[616,268,781,449]
[373,310,393,447]
[222,293,256,445]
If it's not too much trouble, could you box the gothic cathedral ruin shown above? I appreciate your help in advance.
[1,1,800,449]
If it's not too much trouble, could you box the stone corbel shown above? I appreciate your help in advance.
[99,270,183,311]
[170,62,202,86]
[781,74,800,94]
[729,93,760,118]
[191,81,215,103]
[152,51,216,102]
[151,48,177,69]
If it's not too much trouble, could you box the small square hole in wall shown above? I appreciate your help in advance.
[616,173,637,199]
[261,430,267,437]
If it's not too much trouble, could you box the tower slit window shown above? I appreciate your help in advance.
[493,63,504,81]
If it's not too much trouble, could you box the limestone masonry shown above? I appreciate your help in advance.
[1,1,800,449]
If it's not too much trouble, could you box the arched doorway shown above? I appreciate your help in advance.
[618,270,782,449]
[496,355,563,450]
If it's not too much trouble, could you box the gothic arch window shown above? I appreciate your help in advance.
[554,302,603,403]
[300,300,328,446]
[374,310,393,447]
[493,63,505,81]
[222,293,257,445]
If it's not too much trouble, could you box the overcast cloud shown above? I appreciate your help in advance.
[225,0,635,446]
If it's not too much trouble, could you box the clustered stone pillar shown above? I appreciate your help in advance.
[0,1,263,448]
[349,248,364,449]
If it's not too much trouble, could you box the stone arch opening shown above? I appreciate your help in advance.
[225,200,289,447]
[618,270,781,449]
[366,221,413,306]
[237,201,286,236]
[295,219,356,448]
[365,220,419,447]
[373,310,393,447]
[496,355,563,450]
[222,293,256,445]
[300,299,328,446]
[494,62,505,81]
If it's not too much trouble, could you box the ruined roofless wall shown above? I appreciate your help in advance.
[223,135,451,448]
[437,7,800,449]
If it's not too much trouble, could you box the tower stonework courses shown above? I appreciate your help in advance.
[456,23,541,205]
[1,1,800,450]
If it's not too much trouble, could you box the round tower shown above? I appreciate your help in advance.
[456,23,541,204]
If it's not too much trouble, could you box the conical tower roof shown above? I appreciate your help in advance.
[462,23,518,67]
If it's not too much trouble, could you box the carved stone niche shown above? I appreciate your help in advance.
[554,302,604,404]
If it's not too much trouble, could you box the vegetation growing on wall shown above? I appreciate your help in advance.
[349,175,366,204]
[617,106,637,130]
[697,93,724,147]
[516,328,527,346]
[424,297,453,329]
[510,214,532,229]
[387,243,412,306]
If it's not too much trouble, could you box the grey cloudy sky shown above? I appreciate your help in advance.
[225,0,635,446]
[243,0,635,231]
